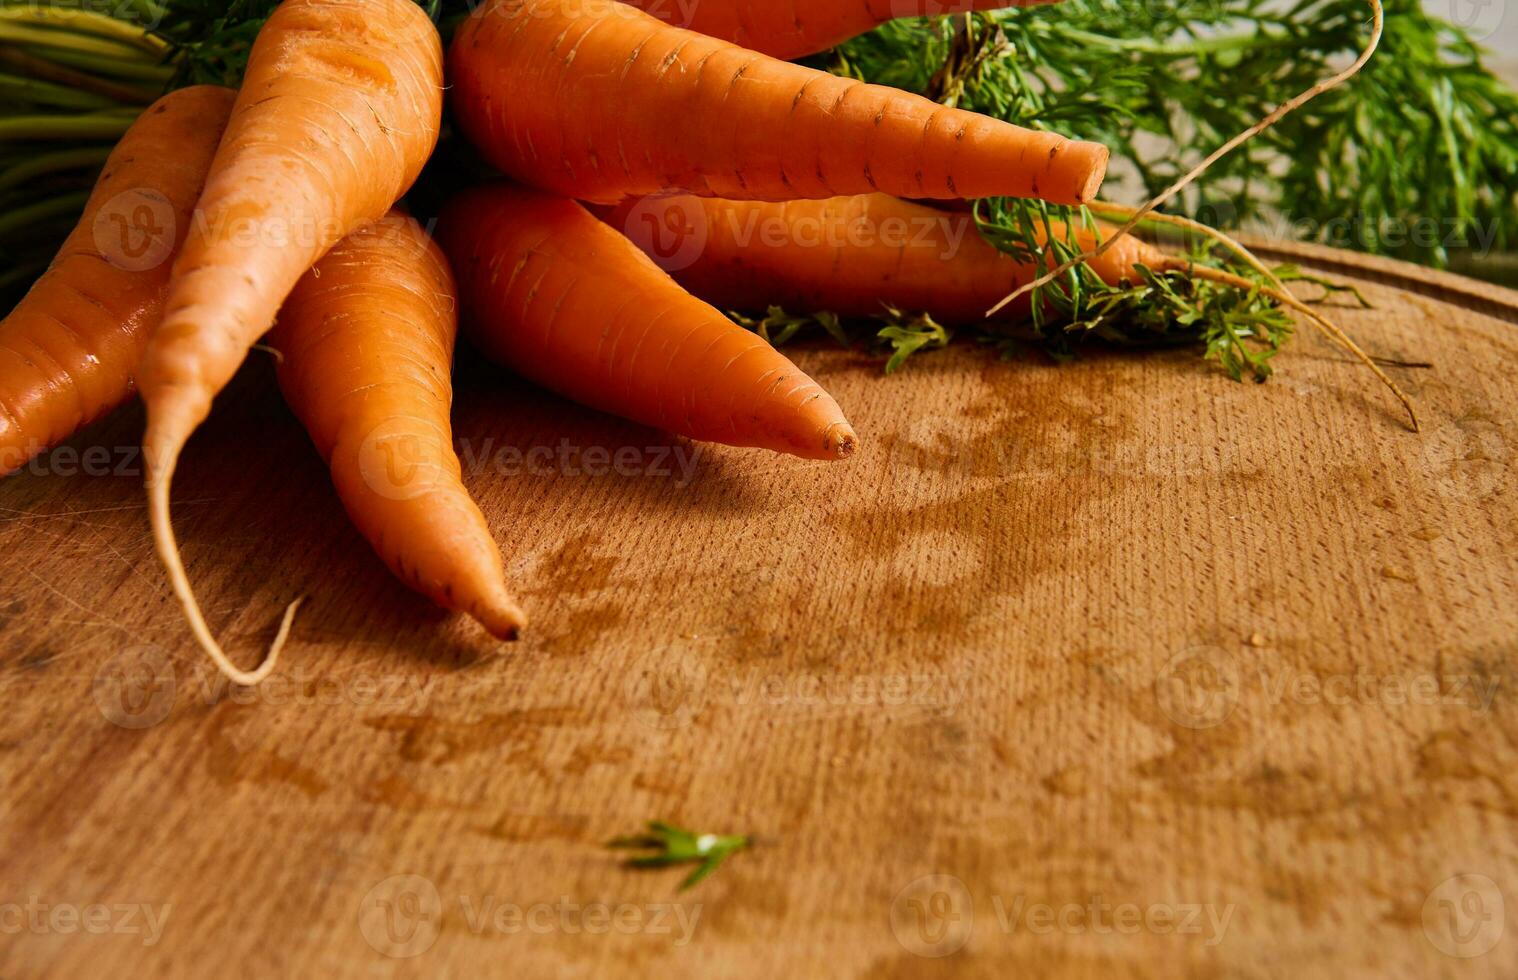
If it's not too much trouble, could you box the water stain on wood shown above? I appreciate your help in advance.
[530,532,623,597]
[204,710,328,799]
[2,253,1518,976]
[562,742,634,775]
[477,811,590,842]
[361,773,474,812]
[364,707,580,765]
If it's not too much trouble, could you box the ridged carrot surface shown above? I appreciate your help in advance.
[140,0,443,451]
[271,212,526,640]
[603,192,1163,324]
[623,0,1050,60]
[437,182,858,461]
[0,85,233,475]
[448,0,1107,205]
[138,0,446,686]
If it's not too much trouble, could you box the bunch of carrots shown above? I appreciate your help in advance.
[0,0,1401,684]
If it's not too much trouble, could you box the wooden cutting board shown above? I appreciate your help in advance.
[1,245,1515,978]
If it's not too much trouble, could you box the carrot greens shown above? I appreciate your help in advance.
[609,822,753,891]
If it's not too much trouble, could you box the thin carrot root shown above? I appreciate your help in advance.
[988,0,1385,315]
[138,0,444,686]
[147,452,302,686]
[1179,262,1419,432]
[1090,200,1419,431]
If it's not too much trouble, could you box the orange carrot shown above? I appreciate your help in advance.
[437,182,857,461]
[138,0,445,685]
[601,192,1161,324]
[0,85,234,476]
[271,212,526,640]
[605,192,1417,421]
[448,0,1107,205]
[623,0,1051,60]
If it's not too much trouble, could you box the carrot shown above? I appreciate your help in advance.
[270,212,527,640]
[599,192,1159,324]
[447,0,1107,206]
[623,0,1050,60]
[606,192,1416,421]
[437,182,858,461]
[138,0,445,685]
[980,0,1415,431]
[0,85,234,476]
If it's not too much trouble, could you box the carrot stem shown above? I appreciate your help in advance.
[0,146,111,193]
[0,21,151,60]
[0,190,90,239]
[0,7,171,56]
[0,46,161,102]
[0,112,135,139]
[0,71,118,110]
[24,46,176,82]
[1090,200,1420,432]
[988,0,1386,319]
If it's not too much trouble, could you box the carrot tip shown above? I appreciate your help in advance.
[473,598,528,642]
[1074,142,1110,204]
[825,422,859,461]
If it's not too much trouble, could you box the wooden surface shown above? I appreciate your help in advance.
[1,247,1516,978]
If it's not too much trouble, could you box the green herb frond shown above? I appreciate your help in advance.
[609,821,752,891]
[833,0,1518,267]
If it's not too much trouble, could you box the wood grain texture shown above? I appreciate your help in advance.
[0,248,1515,978]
